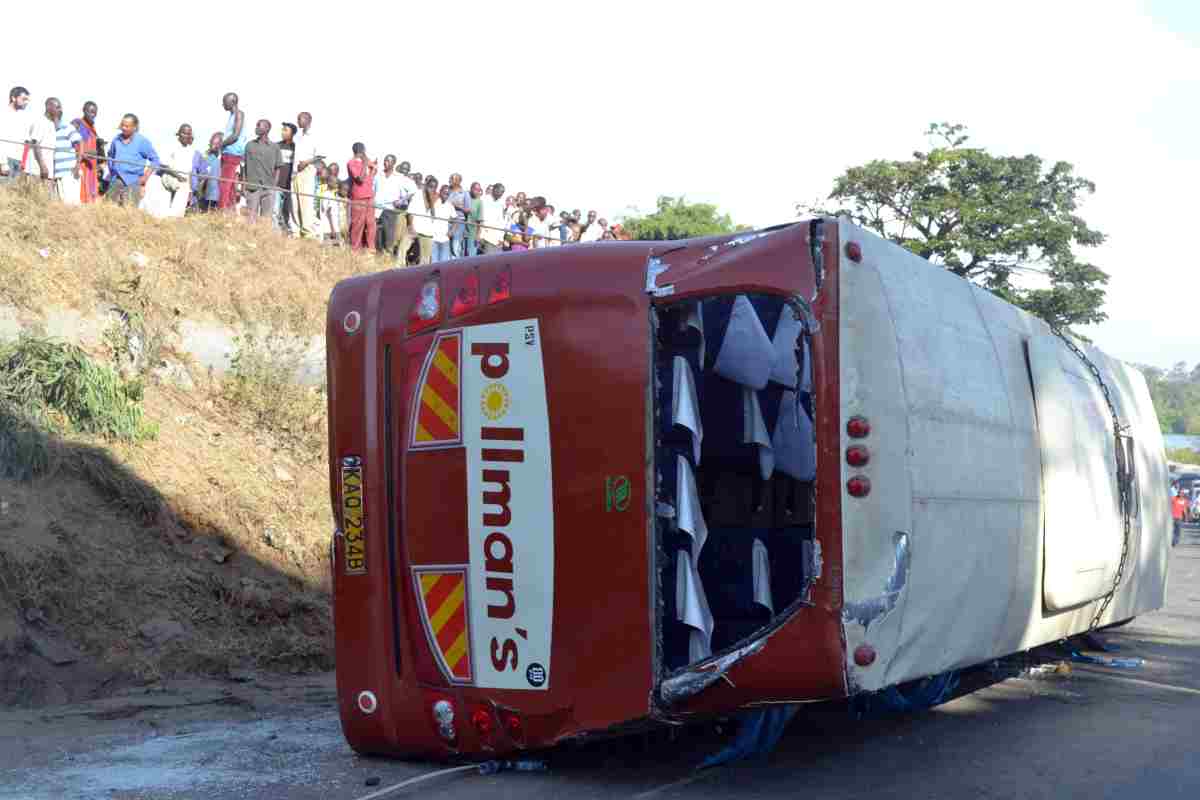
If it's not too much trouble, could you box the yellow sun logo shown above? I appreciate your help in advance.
[481,383,511,421]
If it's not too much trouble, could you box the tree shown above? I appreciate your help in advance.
[622,196,746,241]
[1137,362,1200,435]
[799,123,1108,329]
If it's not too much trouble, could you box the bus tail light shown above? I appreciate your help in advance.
[470,706,494,738]
[499,709,524,742]
[846,445,870,467]
[847,476,871,498]
[488,266,512,305]
[847,416,871,438]
[408,274,441,334]
[450,270,479,317]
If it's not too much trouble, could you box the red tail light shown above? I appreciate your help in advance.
[499,709,524,742]
[846,445,870,467]
[408,274,441,334]
[470,706,494,738]
[488,266,512,305]
[854,644,877,666]
[847,476,871,498]
[847,416,871,438]
[451,270,480,317]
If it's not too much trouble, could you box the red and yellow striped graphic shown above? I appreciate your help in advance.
[413,334,461,446]
[416,569,472,682]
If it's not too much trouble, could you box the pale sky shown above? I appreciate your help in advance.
[4,0,1197,368]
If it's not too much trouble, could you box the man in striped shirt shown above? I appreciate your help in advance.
[47,98,82,203]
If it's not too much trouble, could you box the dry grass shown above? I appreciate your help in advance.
[222,328,327,455]
[0,181,391,338]
[0,183,355,704]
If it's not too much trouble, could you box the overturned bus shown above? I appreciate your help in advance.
[325,218,1171,759]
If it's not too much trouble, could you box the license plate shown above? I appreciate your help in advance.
[341,456,366,574]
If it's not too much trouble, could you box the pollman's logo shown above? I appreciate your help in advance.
[605,475,631,512]
[464,319,553,692]
[480,382,511,421]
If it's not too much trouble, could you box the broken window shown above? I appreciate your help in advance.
[655,293,818,674]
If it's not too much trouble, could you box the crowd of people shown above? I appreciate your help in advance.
[1,85,633,264]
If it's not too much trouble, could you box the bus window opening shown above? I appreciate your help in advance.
[655,293,818,674]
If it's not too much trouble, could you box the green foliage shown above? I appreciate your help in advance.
[0,335,156,479]
[1166,447,1200,465]
[622,196,747,241]
[800,123,1108,329]
[1139,361,1200,435]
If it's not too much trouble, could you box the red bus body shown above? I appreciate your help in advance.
[325,219,1170,758]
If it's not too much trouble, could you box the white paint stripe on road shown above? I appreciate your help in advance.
[631,771,717,799]
[1073,668,1200,696]
[351,764,478,800]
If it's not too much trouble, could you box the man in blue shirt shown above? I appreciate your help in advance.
[105,113,159,207]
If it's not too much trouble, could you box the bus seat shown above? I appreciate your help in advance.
[658,450,708,561]
[768,525,816,609]
[699,528,774,651]
[703,295,776,390]
[675,545,713,663]
[699,374,773,482]
[661,546,691,670]
[657,354,703,465]
[771,390,815,482]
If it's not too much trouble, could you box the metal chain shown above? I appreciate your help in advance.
[1050,327,1133,631]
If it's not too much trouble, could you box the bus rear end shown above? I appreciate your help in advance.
[326,246,659,758]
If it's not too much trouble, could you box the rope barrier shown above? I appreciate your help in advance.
[0,136,573,242]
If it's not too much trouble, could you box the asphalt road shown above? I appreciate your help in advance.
[3,528,1198,800]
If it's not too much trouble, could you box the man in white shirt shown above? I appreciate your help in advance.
[289,111,321,238]
[580,209,604,243]
[26,97,59,185]
[374,155,408,257]
[432,184,455,262]
[479,182,507,255]
[143,124,197,218]
[395,163,416,265]
[1,86,32,180]
[528,204,553,249]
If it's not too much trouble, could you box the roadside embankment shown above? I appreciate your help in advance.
[0,184,391,707]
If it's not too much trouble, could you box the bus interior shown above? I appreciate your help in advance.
[654,293,819,674]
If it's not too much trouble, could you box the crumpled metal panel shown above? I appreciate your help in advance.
[657,638,768,707]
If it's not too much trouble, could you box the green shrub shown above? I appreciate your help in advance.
[0,335,156,479]
[1166,446,1200,465]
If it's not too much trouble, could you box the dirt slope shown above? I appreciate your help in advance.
[0,184,388,707]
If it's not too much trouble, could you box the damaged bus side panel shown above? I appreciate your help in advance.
[836,218,1169,694]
